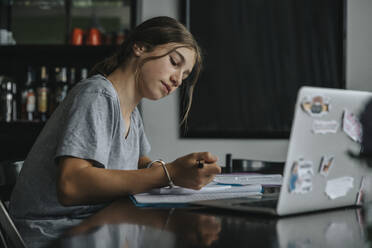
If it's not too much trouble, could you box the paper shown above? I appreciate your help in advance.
[149,184,232,195]
[342,109,362,143]
[312,120,339,134]
[319,155,335,176]
[213,174,282,186]
[356,177,366,206]
[132,189,262,205]
[325,177,354,200]
[301,95,330,117]
[288,159,313,194]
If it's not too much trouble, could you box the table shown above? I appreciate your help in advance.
[13,196,372,248]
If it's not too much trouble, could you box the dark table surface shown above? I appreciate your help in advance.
[14,197,372,248]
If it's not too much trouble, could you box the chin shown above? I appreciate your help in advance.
[146,93,165,101]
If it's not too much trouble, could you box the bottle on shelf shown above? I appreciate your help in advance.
[80,68,88,80]
[21,66,36,121]
[12,80,17,121]
[68,67,76,90]
[37,66,50,122]
[0,77,15,122]
[55,67,69,106]
[49,67,59,114]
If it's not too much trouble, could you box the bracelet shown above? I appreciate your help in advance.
[146,160,163,168]
[149,159,175,188]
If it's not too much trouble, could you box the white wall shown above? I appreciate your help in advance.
[346,0,372,91]
[139,0,372,166]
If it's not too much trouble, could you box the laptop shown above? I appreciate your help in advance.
[194,86,372,216]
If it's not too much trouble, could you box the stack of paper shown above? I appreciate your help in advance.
[130,173,282,207]
[131,182,262,207]
[213,173,282,186]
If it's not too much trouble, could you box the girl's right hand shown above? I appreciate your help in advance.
[167,152,221,190]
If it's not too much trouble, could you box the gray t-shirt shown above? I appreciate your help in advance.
[9,74,151,219]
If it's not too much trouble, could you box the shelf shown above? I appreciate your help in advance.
[0,44,118,59]
[0,121,45,128]
[0,44,120,76]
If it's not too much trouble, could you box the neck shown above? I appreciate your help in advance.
[107,61,142,118]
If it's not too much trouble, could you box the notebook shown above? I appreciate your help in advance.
[193,86,372,216]
[130,182,263,208]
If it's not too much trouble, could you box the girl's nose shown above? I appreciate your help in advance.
[170,70,182,87]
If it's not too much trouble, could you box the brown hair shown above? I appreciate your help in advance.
[89,16,202,125]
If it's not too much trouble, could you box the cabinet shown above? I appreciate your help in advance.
[0,0,138,161]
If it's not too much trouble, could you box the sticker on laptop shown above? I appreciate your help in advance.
[312,120,339,134]
[325,177,354,200]
[301,95,330,117]
[356,177,366,206]
[319,155,335,176]
[289,158,313,194]
[342,109,362,143]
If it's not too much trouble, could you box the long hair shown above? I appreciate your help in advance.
[89,16,203,125]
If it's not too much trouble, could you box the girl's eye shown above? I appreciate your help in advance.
[170,56,178,66]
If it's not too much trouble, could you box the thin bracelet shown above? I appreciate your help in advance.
[146,160,163,168]
[150,159,175,188]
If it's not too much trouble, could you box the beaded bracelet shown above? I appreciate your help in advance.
[148,159,175,188]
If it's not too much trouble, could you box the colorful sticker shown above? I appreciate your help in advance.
[319,155,335,176]
[301,95,330,117]
[342,109,362,143]
[356,177,366,206]
[312,120,339,134]
[289,159,313,194]
[325,177,354,200]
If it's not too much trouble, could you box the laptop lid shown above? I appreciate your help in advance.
[277,86,372,215]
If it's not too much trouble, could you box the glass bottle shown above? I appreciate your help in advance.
[68,67,76,90]
[55,67,69,106]
[21,66,36,121]
[0,77,14,122]
[80,68,88,80]
[12,80,17,121]
[37,66,49,122]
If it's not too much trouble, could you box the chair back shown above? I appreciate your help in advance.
[0,200,26,248]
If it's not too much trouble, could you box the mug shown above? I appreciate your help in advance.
[86,28,101,46]
[71,28,84,46]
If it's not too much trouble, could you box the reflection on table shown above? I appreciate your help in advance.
[14,197,372,248]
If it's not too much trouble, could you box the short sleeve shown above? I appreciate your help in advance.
[55,92,116,168]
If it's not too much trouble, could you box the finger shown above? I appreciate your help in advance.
[203,174,216,185]
[193,152,218,163]
[201,163,221,175]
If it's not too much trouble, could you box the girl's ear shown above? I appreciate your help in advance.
[133,43,146,56]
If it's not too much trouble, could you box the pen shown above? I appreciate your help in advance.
[197,160,204,169]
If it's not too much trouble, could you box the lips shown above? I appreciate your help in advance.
[161,81,171,94]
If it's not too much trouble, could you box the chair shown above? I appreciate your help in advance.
[0,160,26,248]
[224,153,284,174]
[0,200,26,248]
[0,160,23,203]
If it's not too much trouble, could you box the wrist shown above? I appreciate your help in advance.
[148,160,175,188]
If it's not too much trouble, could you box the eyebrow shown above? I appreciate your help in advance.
[174,50,191,77]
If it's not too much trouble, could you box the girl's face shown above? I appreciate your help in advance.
[136,44,196,100]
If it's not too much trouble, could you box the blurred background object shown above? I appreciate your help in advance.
[10,0,130,45]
